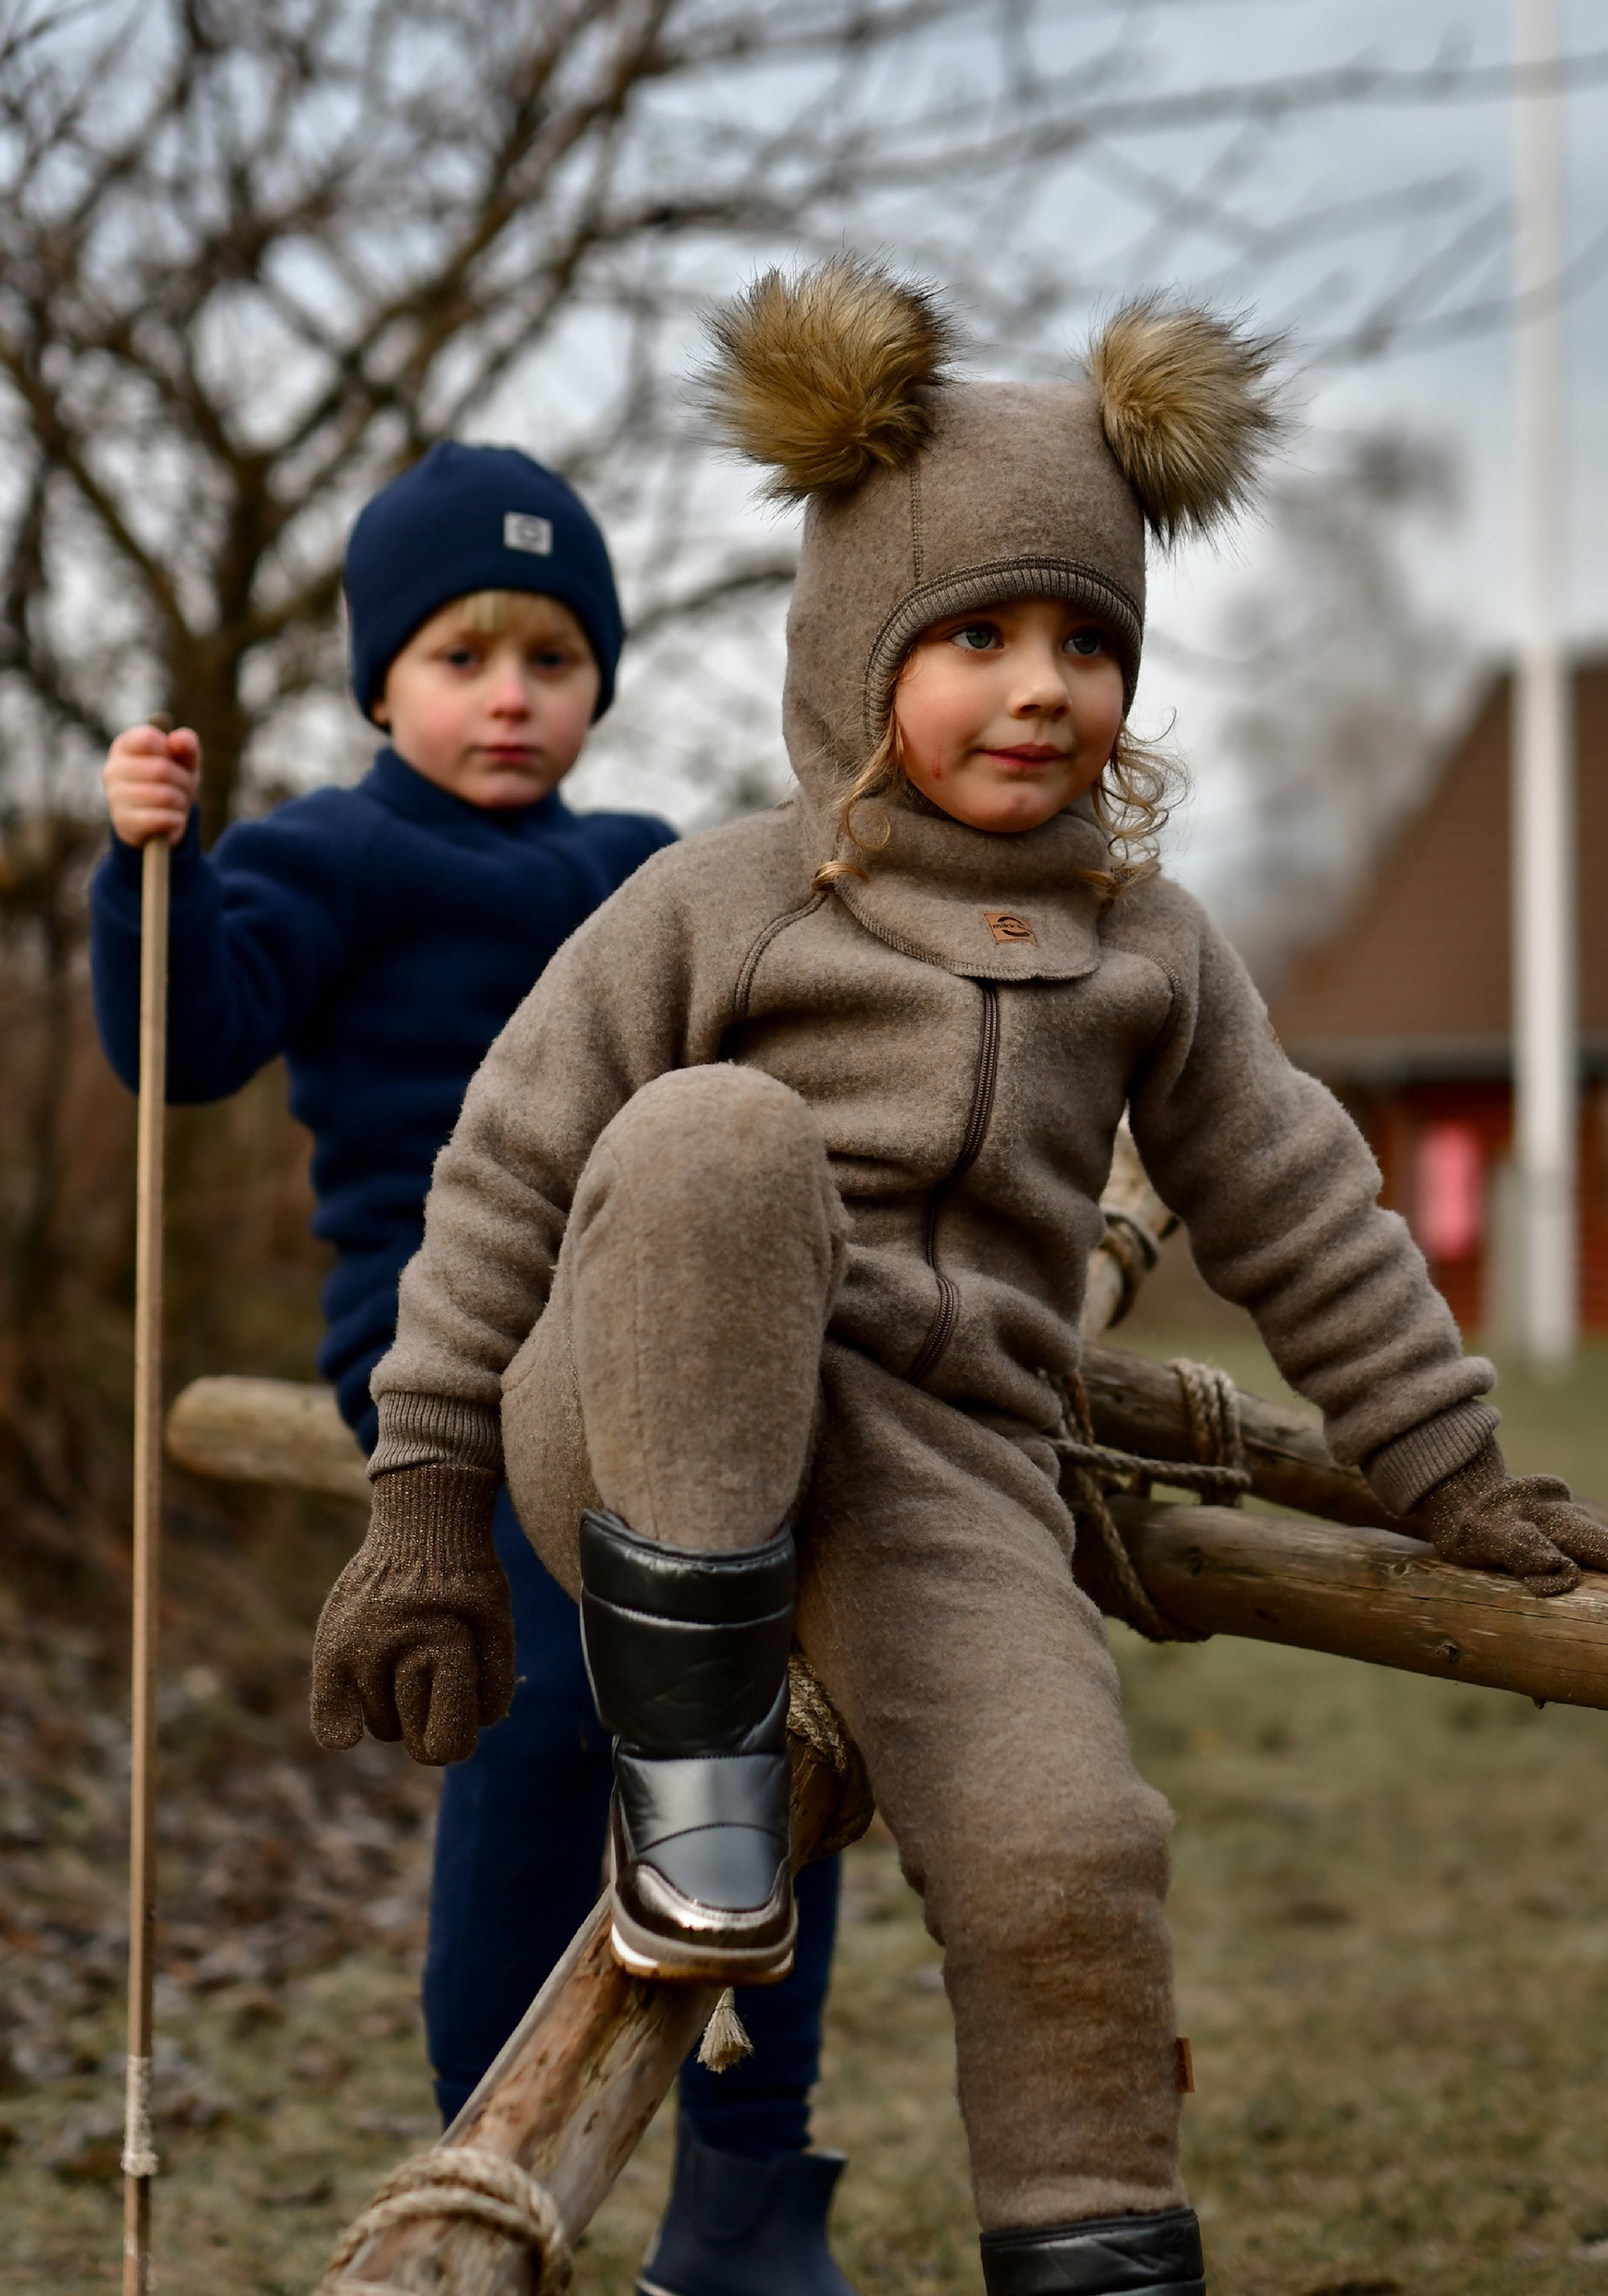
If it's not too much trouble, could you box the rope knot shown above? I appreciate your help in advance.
[1052,1357,1250,1643]
[786,1652,876,1857]
[321,2146,570,2294]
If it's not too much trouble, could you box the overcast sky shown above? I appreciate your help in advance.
[1103,0,1608,899]
[511,1,1608,919]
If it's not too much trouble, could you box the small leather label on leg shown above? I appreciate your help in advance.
[1175,2036,1195,2093]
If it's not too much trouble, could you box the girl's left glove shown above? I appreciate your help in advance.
[310,1463,515,1765]
[1411,1437,1608,1597]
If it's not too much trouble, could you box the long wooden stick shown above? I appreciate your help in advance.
[123,814,170,2296]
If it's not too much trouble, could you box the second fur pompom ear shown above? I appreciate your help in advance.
[1089,299,1286,546]
[700,256,958,504]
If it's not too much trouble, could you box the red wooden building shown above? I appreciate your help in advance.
[1270,662,1608,1337]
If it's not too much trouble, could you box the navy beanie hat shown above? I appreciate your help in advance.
[343,441,625,722]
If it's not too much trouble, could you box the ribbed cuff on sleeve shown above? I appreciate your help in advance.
[370,1388,504,1482]
[1364,1399,1502,1518]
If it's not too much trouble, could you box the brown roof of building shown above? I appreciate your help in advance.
[1270,660,1608,1082]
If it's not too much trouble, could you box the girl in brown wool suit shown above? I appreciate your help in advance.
[312,260,1608,2296]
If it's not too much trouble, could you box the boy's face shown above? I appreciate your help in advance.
[892,596,1125,835]
[374,594,601,809]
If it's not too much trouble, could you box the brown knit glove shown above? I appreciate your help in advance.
[1410,1437,1608,1597]
[310,1464,515,1765]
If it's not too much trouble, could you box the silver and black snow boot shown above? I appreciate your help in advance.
[579,1507,797,1983]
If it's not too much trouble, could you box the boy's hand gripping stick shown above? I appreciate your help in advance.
[121,714,173,2296]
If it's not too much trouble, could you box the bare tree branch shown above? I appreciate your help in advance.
[0,0,1599,840]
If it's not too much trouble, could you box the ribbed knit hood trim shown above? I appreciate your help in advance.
[862,556,1143,749]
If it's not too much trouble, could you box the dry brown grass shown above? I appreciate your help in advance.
[10,1587,1608,2294]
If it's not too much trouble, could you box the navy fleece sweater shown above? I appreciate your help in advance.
[91,747,674,1443]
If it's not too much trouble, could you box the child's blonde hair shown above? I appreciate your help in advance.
[453,589,590,646]
[812,654,1183,905]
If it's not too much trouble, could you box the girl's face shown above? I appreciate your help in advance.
[892,596,1126,834]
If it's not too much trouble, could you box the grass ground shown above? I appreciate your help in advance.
[5,1310,1608,2294]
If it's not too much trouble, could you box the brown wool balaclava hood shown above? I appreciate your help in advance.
[700,256,1283,980]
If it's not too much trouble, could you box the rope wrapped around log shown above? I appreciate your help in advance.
[321,2147,570,2294]
[786,1652,876,1858]
[1052,1358,1252,1644]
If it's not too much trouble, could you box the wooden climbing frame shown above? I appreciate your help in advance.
[156,1130,1608,2291]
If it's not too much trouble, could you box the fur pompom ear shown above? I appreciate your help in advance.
[1089,299,1286,547]
[699,256,958,503]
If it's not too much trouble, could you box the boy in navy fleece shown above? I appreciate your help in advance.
[91,444,853,2296]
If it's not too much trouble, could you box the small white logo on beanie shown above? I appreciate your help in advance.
[503,511,554,556]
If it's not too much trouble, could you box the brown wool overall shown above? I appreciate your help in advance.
[366,364,1497,2231]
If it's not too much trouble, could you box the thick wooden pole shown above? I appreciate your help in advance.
[1111,1497,1608,1709]
[1079,1346,1398,1530]
[123,830,169,2296]
[322,1734,847,2296]
[165,1351,1389,1529]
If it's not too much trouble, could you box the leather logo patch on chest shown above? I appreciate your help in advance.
[982,910,1037,945]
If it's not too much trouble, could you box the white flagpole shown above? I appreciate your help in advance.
[1512,0,1577,1367]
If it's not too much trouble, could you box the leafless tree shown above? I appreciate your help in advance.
[0,0,1602,1509]
[1179,428,1471,988]
[3,0,1602,838]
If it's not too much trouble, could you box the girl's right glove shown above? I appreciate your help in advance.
[310,1464,515,1765]
[1410,1437,1608,1597]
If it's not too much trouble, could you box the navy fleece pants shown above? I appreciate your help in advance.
[423,1488,841,2150]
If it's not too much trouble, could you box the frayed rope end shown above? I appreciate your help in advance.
[696,1989,753,2073]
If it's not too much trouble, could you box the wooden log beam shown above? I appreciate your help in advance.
[1081,1346,1397,1529]
[1081,1347,1608,1535]
[322,1726,848,2295]
[166,1374,368,1506]
[1110,1496,1608,1711]
[163,1129,1176,1515]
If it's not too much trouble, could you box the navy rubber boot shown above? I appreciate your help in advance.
[638,2114,858,2296]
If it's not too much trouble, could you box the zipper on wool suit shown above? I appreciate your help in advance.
[904,980,1001,1387]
